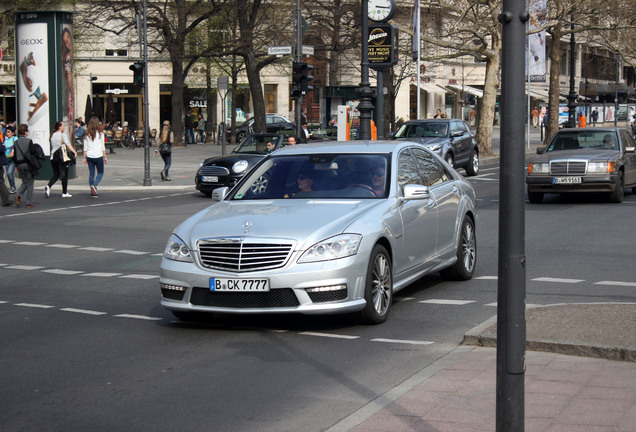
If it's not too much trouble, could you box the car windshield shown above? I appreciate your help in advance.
[395,122,448,138]
[545,131,619,152]
[230,154,389,200]
[232,136,277,155]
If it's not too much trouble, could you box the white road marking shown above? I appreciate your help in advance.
[0,301,8,304]
[484,302,498,307]
[15,303,55,309]
[476,276,498,280]
[419,299,476,305]
[79,247,115,252]
[0,240,14,243]
[5,265,44,271]
[13,241,46,246]
[532,277,584,283]
[60,308,107,316]
[595,281,636,287]
[42,269,85,275]
[371,338,434,345]
[299,332,359,340]
[119,274,160,280]
[113,314,162,321]
[81,272,123,277]
[114,250,150,255]
[46,244,81,249]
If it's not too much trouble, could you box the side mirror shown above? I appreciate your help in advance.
[386,132,395,139]
[212,187,229,202]
[536,147,546,155]
[400,184,430,201]
[451,130,463,138]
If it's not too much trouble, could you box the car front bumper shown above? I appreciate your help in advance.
[526,174,618,193]
[159,253,369,316]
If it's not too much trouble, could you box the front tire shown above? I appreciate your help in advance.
[527,189,544,204]
[359,245,392,325]
[441,216,476,281]
[608,171,624,203]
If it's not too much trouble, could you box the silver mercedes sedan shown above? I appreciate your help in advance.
[160,141,477,324]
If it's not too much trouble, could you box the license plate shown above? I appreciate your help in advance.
[202,176,218,183]
[210,278,270,292]
[553,177,581,184]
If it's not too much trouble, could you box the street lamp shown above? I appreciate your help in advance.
[90,73,98,104]
[567,19,577,128]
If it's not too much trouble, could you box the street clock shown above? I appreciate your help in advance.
[368,0,397,23]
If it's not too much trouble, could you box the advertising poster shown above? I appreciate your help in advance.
[16,22,50,149]
[61,23,74,125]
[527,0,547,83]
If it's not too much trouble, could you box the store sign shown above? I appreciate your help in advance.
[368,24,398,70]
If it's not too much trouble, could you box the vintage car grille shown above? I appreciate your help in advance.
[190,287,300,308]
[198,238,294,272]
[200,165,230,176]
[550,160,587,175]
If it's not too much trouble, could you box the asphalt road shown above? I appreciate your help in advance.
[2,158,636,431]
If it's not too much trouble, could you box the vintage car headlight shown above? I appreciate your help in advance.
[528,162,549,174]
[164,234,193,262]
[298,234,362,263]
[587,161,614,173]
[232,160,249,174]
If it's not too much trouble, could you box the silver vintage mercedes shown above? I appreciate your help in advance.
[160,141,477,324]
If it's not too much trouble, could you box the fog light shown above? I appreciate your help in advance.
[306,284,347,293]
[161,283,186,291]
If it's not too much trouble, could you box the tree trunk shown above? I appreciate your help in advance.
[546,25,563,144]
[476,55,499,157]
[171,59,185,146]
[245,51,266,134]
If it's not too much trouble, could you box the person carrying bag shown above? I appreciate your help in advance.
[159,120,173,181]
[45,121,77,198]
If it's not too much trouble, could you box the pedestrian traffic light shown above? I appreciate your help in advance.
[129,61,145,85]
[291,61,314,97]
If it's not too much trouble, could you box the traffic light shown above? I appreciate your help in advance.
[291,61,303,98]
[291,61,314,98]
[129,61,145,85]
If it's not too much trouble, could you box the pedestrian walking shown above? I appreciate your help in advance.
[591,108,598,126]
[3,125,17,193]
[531,107,539,127]
[159,120,173,181]
[0,136,10,207]
[184,111,194,145]
[45,121,77,198]
[196,113,205,143]
[13,124,40,208]
[82,116,107,198]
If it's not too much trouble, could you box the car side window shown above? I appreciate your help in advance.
[411,148,450,187]
[397,150,424,195]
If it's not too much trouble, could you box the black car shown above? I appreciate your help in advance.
[392,119,479,176]
[526,127,636,203]
[195,134,285,196]
[227,114,295,142]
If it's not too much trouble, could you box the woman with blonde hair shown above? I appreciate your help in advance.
[158,120,173,181]
[83,116,107,198]
[46,120,77,198]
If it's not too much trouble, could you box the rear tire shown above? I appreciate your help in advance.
[441,216,476,281]
[445,153,454,168]
[359,245,392,325]
[465,151,479,176]
[608,171,624,203]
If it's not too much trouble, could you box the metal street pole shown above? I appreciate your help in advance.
[377,70,384,138]
[356,0,374,140]
[142,0,151,186]
[295,0,302,138]
[567,20,577,128]
[497,0,527,429]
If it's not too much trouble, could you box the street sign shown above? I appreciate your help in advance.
[268,46,292,56]
[105,88,129,95]
[302,45,314,56]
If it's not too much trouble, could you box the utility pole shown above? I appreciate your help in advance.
[497,0,527,429]
[567,20,577,128]
[142,0,151,186]
[356,1,374,140]
[294,0,302,138]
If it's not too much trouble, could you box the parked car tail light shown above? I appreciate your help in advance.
[528,162,549,174]
[588,161,614,173]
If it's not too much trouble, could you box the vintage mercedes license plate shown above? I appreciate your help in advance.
[553,177,581,184]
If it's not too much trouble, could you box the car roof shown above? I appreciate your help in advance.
[403,119,459,124]
[273,140,424,155]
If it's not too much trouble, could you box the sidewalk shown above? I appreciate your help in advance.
[329,303,636,432]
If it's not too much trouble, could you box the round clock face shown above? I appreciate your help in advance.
[368,0,396,23]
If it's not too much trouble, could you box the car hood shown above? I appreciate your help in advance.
[532,149,620,162]
[201,153,265,168]
[395,137,448,146]
[176,199,383,250]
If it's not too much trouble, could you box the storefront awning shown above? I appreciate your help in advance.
[446,84,483,98]
[527,87,549,100]
[579,82,636,97]
[418,82,446,93]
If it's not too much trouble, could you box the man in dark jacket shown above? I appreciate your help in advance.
[13,123,38,208]
[184,111,194,145]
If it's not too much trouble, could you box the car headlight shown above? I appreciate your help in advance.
[588,161,614,173]
[528,162,549,174]
[232,160,249,174]
[198,161,204,169]
[164,234,193,262]
[426,144,442,151]
[298,234,362,263]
